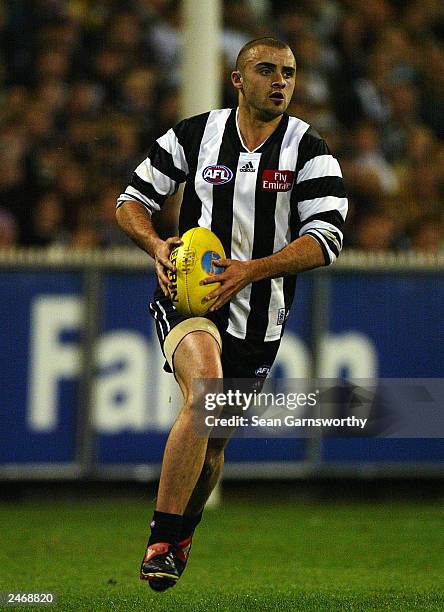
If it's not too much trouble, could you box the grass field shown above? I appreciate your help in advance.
[0,492,443,611]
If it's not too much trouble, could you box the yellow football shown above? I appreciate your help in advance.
[168,227,225,317]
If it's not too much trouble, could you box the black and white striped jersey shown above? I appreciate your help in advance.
[117,108,347,342]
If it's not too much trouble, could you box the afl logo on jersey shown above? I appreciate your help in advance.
[202,165,233,184]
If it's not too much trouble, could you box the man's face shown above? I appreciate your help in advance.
[233,45,296,120]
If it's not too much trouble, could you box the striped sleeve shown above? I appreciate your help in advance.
[117,120,190,214]
[292,126,348,264]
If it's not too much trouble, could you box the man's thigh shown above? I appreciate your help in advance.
[150,288,222,375]
[173,330,223,399]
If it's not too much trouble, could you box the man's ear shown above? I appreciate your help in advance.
[231,71,243,90]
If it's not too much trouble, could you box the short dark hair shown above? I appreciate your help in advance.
[235,37,293,71]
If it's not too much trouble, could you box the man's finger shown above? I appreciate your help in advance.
[158,257,176,272]
[200,273,225,286]
[166,236,183,246]
[159,280,170,296]
[157,266,171,286]
[159,276,170,289]
[204,286,224,302]
[159,275,171,296]
[213,258,230,268]
[209,296,226,311]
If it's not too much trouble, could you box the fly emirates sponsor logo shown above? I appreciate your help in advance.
[262,169,295,192]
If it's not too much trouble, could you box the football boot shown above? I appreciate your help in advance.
[140,542,179,592]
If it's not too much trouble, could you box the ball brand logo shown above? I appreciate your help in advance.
[262,169,295,192]
[202,165,233,184]
[201,250,223,274]
[168,248,179,303]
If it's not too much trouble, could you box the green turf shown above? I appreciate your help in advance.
[0,495,443,611]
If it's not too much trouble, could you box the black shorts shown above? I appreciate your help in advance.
[149,289,281,379]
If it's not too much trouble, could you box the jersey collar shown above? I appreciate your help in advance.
[233,107,289,154]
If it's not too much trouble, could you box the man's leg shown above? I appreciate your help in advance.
[155,330,223,514]
[141,330,222,590]
[181,331,281,526]
[184,437,229,515]
[172,437,228,566]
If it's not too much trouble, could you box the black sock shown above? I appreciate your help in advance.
[179,510,203,541]
[148,511,183,546]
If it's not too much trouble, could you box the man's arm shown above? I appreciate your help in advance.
[116,200,163,258]
[116,121,190,294]
[116,201,181,296]
[201,234,324,311]
[246,234,325,280]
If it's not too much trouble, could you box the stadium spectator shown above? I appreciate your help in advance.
[30,190,68,246]
[354,211,396,251]
[409,215,444,254]
[0,0,441,249]
[0,206,18,248]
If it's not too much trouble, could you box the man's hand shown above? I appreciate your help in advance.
[199,236,326,310]
[154,236,183,296]
[200,258,255,311]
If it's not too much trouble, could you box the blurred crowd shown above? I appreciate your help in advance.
[0,0,443,252]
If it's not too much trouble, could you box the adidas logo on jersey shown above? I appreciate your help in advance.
[240,161,255,172]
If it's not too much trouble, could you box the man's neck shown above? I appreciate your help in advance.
[236,106,283,152]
